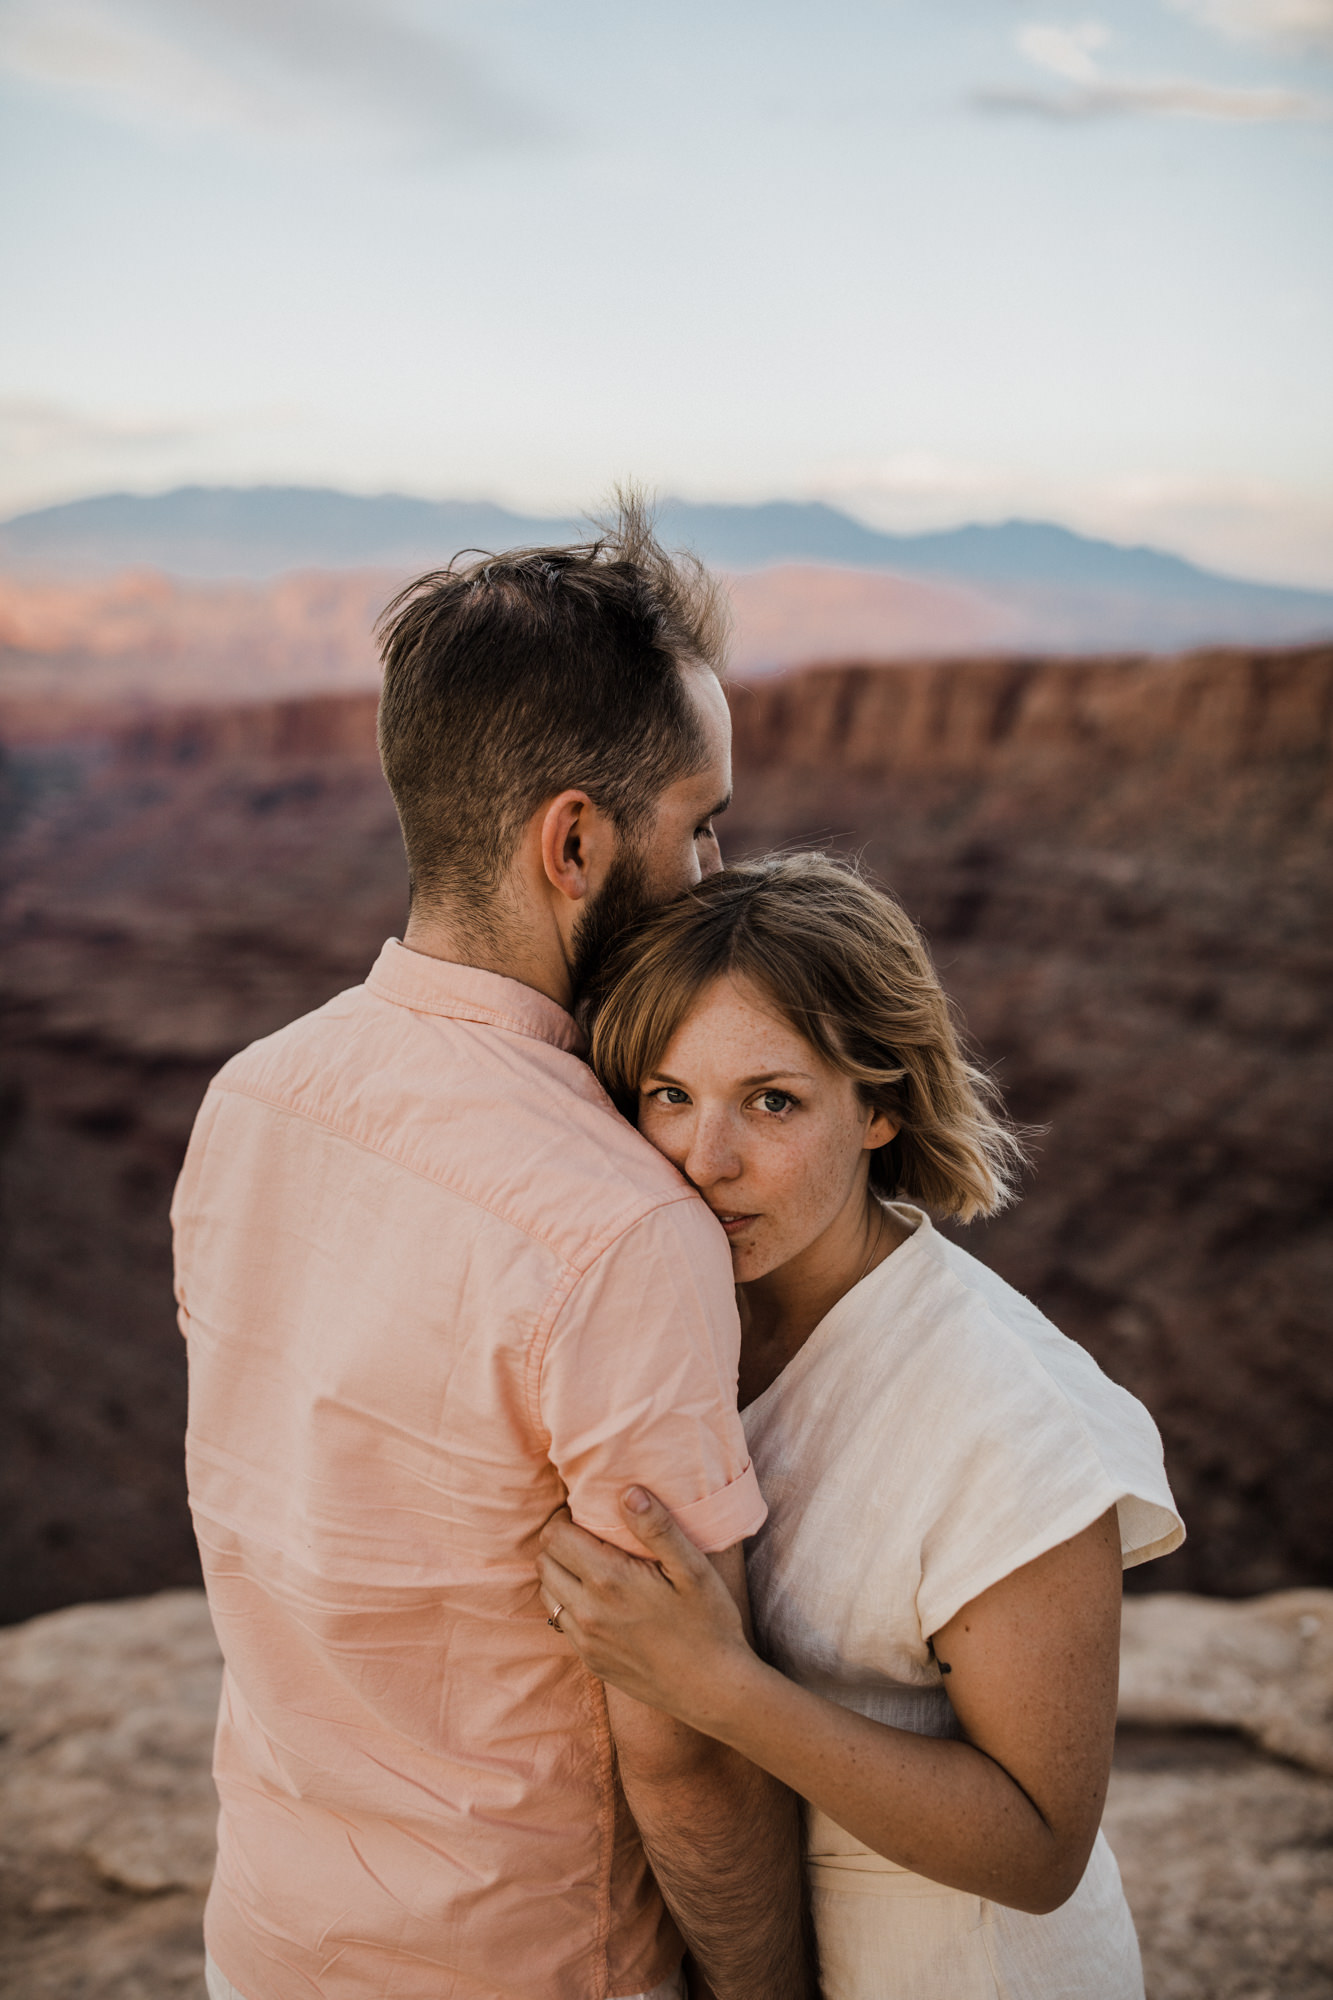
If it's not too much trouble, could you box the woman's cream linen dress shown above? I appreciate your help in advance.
[740,1206,1184,2000]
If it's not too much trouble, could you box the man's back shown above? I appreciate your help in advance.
[174,941,763,2000]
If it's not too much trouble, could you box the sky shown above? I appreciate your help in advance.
[1,0,1330,585]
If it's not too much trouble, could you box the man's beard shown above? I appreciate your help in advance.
[569,838,655,1014]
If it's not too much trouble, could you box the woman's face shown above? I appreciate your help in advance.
[637,974,895,1284]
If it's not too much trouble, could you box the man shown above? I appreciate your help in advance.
[172,502,811,2000]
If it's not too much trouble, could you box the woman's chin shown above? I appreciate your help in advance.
[730,1240,780,1285]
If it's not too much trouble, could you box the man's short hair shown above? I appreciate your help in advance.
[376,495,728,919]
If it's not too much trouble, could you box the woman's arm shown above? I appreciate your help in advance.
[538,1488,1122,1916]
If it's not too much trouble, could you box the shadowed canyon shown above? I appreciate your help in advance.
[2,638,1329,1625]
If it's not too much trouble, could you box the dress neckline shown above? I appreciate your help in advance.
[741,1203,931,1421]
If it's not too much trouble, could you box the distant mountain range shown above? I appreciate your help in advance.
[2,485,1331,658]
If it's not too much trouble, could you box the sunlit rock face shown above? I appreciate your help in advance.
[0,644,1329,1622]
[1118,1589,1333,1774]
[0,1592,221,1999]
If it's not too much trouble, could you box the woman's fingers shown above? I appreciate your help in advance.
[536,1547,581,1607]
[533,1495,751,1719]
[540,1494,710,1599]
[619,1486,709,1587]
[540,1510,639,1587]
[536,1551,588,1643]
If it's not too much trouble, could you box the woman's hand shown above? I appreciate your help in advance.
[537,1486,754,1728]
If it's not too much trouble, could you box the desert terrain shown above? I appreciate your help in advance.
[2,1587,1331,1999]
[0,560,1018,720]
[2,590,1331,2000]
[727,644,1333,1599]
[2,638,1330,1621]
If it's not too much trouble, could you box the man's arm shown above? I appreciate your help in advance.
[605,1543,815,2000]
[545,1492,1124,1919]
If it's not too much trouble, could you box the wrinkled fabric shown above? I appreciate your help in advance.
[742,1204,1182,1997]
[807,1820,1143,2000]
[174,941,763,2000]
[205,1953,687,2000]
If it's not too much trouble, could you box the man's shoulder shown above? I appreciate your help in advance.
[210,980,369,1091]
[203,975,694,1261]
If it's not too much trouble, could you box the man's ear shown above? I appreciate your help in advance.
[539,791,596,904]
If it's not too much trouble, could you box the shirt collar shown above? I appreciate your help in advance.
[365,939,586,1056]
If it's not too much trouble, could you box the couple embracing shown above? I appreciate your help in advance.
[173,502,1182,2000]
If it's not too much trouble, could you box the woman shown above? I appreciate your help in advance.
[537,854,1183,2000]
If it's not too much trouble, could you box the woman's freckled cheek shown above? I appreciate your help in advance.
[730,1112,856,1275]
[631,977,871,1270]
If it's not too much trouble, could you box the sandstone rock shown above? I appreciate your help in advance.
[0,568,390,717]
[0,1591,220,1998]
[1119,1588,1333,1776]
[0,1584,218,1992]
[1105,1729,1333,2000]
[4,1589,1333,1998]
[0,1590,221,1897]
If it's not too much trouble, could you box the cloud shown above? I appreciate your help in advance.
[1078,471,1333,587]
[816,453,1013,519]
[814,458,1333,590]
[1167,0,1333,56]
[1017,21,1112,84]
[978,76,1326,117]
[0,396,332,520]
[0,0,557,161]
[0,397,208,461]
[975,14,1330,119]
[0,395,303,501]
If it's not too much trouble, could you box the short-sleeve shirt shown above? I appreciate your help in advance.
[741,1204,1182,1742]
[172,941,765,2000]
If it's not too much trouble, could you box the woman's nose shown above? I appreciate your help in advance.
[684,1112,741,1188]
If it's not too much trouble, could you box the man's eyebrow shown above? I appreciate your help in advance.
[706,793,731,819]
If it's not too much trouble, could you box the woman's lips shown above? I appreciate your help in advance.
[713,1211,758,1237]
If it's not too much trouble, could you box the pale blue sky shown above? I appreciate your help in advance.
[1,0,1330,581]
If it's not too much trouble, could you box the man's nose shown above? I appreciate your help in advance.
[699,835,724,880]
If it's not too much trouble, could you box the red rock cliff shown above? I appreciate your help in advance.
[1,646,1329,1619]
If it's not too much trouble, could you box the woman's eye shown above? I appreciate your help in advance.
[757,1090,795,1114]
[647,1085,690,1106]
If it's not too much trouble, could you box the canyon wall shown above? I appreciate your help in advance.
[1,645,1329,1621]
[726,646,1333,1598]
[4,560,1229,710]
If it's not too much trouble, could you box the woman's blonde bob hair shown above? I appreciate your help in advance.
[587,852,1026,1223]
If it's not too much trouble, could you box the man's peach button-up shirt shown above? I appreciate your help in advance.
[172,940,765,2000]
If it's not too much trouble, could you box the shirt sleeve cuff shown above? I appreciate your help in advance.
[669,1460,767,1553]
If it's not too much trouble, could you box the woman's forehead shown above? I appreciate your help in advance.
[656,973,826,1072]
